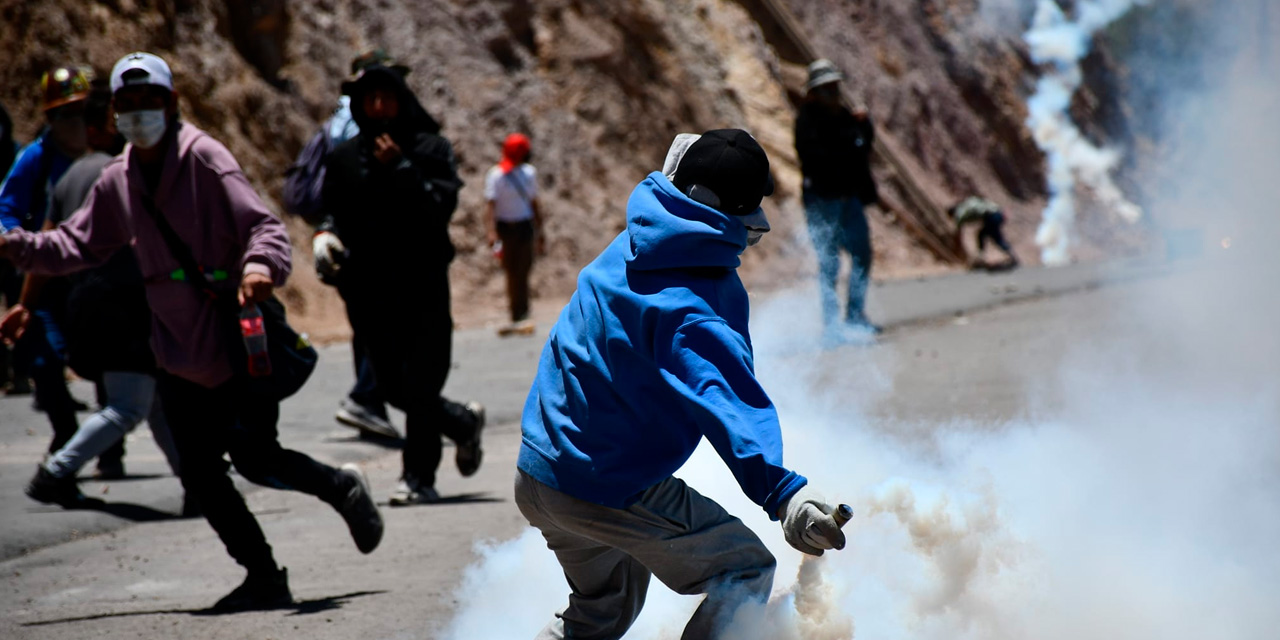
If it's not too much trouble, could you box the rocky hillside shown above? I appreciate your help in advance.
[0,0,1142,337]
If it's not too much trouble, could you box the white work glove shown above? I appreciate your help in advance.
[780,486,847,556]
[312,231,346,279]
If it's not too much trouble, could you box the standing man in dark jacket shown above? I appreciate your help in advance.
[316,64,485,505]
[794,59,882,339]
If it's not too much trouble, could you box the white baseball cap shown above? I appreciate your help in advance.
[110,52,174,93]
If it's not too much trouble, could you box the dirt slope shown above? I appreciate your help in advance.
[0,0,1139,337]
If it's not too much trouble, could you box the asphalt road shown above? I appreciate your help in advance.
[0,257,1201,639]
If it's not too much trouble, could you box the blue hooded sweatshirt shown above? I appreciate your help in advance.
[0,133,75,233]
[518,171,807,520]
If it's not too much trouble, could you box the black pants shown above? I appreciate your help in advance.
[497,220,535,322]
[978,212,1015,258]
[157,372,345,574]
[346,332,386,418]
[339,269,476,487]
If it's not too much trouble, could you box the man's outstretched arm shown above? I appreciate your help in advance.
[0,179,130,275]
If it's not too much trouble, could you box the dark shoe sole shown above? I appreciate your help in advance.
[456,403,485,477]
[338,464,384,554]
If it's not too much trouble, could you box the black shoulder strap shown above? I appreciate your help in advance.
[137,193,220,301]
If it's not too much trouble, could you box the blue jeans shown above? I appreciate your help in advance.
[44,371,181,479]
[803,192,873,326]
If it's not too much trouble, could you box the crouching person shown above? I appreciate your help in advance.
[0,52,383,612]
[516,129,848,639]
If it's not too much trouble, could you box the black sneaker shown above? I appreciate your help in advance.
[456,402,485,477]
[25,465,87,507]
[212,567,292,612]
[336,463,383,554]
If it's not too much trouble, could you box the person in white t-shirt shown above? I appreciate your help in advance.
[484,133,543,331]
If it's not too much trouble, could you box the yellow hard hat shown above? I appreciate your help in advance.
[41,66,93,112]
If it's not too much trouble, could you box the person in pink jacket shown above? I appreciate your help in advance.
[0,52,383,613]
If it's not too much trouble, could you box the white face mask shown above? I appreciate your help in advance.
[115,109,167,149]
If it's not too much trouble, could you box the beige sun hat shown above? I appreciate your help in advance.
[805,58,844,93]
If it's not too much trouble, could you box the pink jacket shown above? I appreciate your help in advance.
[4,123,292,388]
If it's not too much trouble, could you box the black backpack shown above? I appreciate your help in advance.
[282,126,332,226]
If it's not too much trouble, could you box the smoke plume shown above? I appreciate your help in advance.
[1024,0,1146,265]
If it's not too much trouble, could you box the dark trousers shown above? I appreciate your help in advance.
[0,263,25,386]
[24,311,79,453]
[803,192,873,326]
[346,332,387,418]
[497,220,535,322]
[339,271,476,487]
[157,371,345,574]
[978,212,1015,258]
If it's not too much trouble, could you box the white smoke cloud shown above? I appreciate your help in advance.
[1024,0,1146,265]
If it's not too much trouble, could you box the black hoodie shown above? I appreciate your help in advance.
[320,66,464,277]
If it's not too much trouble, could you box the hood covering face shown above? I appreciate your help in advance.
[624,172,748,272]
[342,65,440,140]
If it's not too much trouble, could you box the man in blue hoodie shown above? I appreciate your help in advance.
[516,129,848,639]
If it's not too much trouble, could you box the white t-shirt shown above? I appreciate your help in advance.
[484,164,538,223]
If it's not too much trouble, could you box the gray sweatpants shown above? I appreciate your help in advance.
[514,470,776,640]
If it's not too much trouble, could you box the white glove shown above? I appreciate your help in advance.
[312,231,346,278]
[780,486,847,556]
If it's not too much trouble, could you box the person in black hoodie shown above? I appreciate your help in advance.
[316,64,485,505]
[794,59,882,339]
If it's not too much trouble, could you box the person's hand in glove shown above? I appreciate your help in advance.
[778,485,847,556]
[313,231,346,279]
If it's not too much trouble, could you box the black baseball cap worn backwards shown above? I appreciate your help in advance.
[672,129,774,216]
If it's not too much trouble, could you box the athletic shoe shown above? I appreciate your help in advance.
[25,465,86,507]
[336,463,383,554]
[335,399,399,439]
[843,314,883,336]
[456,402,485,477]
[212,567,292,612]
[388,477,440,506]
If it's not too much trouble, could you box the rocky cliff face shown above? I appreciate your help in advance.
[0,0,1139,336]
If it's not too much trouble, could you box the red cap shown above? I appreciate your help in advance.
[499,133,530,174]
